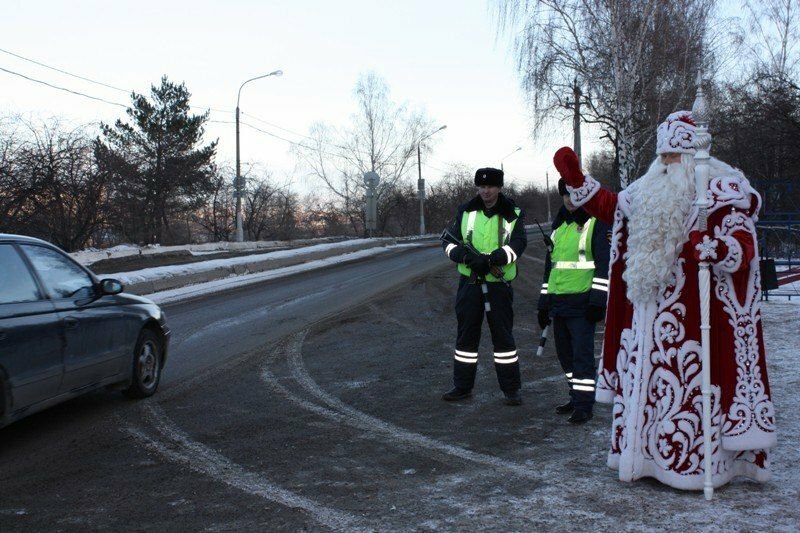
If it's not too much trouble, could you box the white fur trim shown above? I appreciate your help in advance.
[608,448,771,489]
[716,235,742,272]
[567,174,600,207]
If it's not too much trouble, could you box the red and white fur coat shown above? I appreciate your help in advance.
[569,156,777,490]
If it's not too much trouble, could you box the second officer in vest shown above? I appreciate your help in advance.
[537,178,610,424]
[442,167,527,405]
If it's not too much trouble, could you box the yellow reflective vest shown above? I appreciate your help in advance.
[457,208,521,282]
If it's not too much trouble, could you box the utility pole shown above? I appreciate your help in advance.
[417,125,447,235]
[417,142,424,235]
[545,171,552,222]
[571,78,582,166]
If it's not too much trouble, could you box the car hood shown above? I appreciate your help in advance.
[115,292,159,307]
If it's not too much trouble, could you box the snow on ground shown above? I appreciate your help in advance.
[111,239,392,286]
[70,234,440,266]
[145,244,423,305]
[126,243,799,524]
[69,237,354,265]
[766,279,800,304]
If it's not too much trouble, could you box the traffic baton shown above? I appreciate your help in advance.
[536,325,549,356]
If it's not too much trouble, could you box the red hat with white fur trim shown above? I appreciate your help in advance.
[656,111,696,155]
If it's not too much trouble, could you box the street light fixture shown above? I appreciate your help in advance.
[500,146,522,171]
[235,69,283,242]
[417,124,447,235]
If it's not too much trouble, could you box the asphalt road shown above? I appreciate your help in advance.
[4,238,790,531]
[4,241,545,530]
[159,243,447,387]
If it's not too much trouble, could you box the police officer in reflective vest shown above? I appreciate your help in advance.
[537,178,610,423]
[441,167,527,405]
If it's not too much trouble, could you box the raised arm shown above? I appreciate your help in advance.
[553,147,618,225]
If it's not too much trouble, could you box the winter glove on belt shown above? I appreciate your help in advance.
[585,305,606,323]
[537,309,551,330]
[553,146,585,188]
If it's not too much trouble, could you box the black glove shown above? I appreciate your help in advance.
[537,309,551,330]
[489,248,509,266]
[463,250,478,266]
[448,244,467,263]
[585,305,606,323]
[466,253,491,277]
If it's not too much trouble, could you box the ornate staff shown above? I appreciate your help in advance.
[691,71,714,500]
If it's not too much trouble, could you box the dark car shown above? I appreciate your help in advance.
[0,234,170,428]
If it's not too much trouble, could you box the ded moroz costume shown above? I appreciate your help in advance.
[553,111,777,490]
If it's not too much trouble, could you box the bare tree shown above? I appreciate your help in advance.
[294,72,432,235]
[496,0,711,187]
[424,163,477,232]
[244,175,298,241]
[194,167,235,242]
[0,122,28,230]
[0,120,108,251]
[740,0,800,80]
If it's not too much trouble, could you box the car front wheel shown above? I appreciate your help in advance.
[123,329,162,399]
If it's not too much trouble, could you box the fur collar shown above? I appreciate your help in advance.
[464,193,519,221]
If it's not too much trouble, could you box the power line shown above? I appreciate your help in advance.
[0,65,128,108]
[241,112,318,142]
[1,48,450,174]
[240,121,343,159]
[0,46,131,93]
[0,47,232,114]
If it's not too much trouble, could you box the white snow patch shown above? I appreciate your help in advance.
[146,245,422,305]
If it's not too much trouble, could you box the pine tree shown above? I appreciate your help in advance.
[95,76,217,244]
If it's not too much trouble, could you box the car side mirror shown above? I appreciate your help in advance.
[100,278,124,295]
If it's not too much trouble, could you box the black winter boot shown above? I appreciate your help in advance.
[442,387,472,401]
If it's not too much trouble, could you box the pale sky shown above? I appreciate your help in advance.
[1,0,587,194]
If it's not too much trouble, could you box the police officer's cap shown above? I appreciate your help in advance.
[474,167,504,187]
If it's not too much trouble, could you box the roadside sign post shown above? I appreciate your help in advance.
[364,171,380,238]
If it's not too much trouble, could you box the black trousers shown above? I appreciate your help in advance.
[552,315,597,411]
[452,277,520,392]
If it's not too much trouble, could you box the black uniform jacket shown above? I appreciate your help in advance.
[442,193,528,271]
[537,205,610,317]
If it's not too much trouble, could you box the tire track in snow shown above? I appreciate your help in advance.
[124,404,368,531]
[280,330,545,480]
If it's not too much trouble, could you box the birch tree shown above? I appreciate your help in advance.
[740,0,800,80]
[294,72,432,234]
[496,0,711,188]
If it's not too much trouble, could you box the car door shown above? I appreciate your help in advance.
[0,243,64,411]
[19,244,127,393]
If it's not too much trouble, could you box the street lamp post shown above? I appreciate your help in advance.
[500,146,522,171]
[417,124,447,235]
[235,69,283,242]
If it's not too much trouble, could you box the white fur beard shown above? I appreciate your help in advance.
[623,157,695,304]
